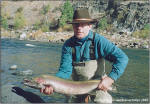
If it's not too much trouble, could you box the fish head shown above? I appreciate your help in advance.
[23,78,45,89]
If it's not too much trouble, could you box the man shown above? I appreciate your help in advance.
[39,8,129,103]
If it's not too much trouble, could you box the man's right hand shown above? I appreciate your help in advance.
[40,85,54,95]
[34,77,54,95]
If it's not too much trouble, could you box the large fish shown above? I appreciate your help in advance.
[23,75,101,95]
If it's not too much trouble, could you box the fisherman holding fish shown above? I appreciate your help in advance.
[37,8,129,103]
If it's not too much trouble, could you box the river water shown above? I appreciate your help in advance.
[1,39,149,103]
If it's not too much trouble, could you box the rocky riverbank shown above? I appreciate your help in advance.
[1,29,149,49]
[1,1,149,49]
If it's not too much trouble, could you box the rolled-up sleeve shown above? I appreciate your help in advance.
[97,35,129,81]
[55,41,73,79]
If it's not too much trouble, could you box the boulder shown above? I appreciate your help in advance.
[9,65,17,70]
[20,32,27,40]
[12,69,33,76]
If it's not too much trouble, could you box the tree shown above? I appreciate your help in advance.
[59,0,73,27]
[1,16,9,30]
[98,17,108,31]
[39,4,51,32]
[40,4,50,15]
[14,12,26,29]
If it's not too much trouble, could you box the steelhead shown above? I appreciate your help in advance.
[23,75,101,95]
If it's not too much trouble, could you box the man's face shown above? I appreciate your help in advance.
[72,23,92,39]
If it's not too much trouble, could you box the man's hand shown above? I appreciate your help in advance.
[98,76,114,91]
[40,85,54,95]
[34,77,54,95]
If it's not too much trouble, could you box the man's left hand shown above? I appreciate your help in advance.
[98,76,114,91]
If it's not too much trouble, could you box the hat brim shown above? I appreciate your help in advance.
[67,19,97,24]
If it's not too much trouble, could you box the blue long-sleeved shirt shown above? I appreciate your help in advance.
[55,30,129,81]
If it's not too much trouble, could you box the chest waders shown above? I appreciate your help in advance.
[72,33,105,81]
[67,33,112,103]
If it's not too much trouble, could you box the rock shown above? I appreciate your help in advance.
[9,65,17,70]
[0,69,4,73]
[133,42,138,46]
[142,45,149,49]
[115,1,149,32]
[19,69,33,76]
[20,32,27,40]
[94,90,112,103]
[12,69,33,76]
[25,44,36,47]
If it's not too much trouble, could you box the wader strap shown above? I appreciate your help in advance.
[72,62,85,66]
[102,59,106,76]
[89,32,96,60]
[72,32,96,62]
[72,47,76,61]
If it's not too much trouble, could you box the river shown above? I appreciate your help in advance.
[1,39,149,103]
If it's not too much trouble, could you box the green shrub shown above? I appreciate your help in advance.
[40,4,50,15]
[59,14,68,27]
[33,20,41,30]
[52,7,61,13]
[14,12,26,29]
[41,24,50,32]
[57,24,73,32]
[1,16,9,30]
[59,0,73,27]
[63,24,73,31]
[33,19,50,32]
[16,7,23,13]
[1,12,10,30]
[98,17,108,31]
[117,9,128,23]
[106,24,115,33]
[132,24,150,39]
[39,4,51,32]
[143,24,150,30]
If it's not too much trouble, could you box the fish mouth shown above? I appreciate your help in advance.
[23,78,45,89]
[23,78,35,85]
[23,79,36,86]
[24,78,31,83]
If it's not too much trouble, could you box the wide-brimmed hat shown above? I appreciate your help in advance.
[67,8,97,24]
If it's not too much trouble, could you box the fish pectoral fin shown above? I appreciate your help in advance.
[85,95,90,103]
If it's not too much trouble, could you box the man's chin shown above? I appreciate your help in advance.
[75,34,84,39]
[76,36,83,39]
